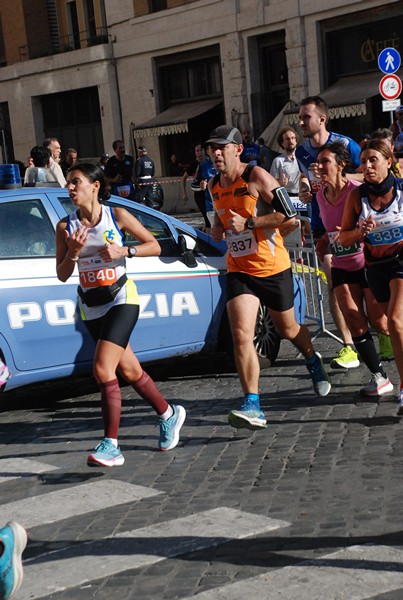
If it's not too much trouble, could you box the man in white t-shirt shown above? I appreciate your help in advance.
[24,145,60,186]
[270,127,305,213]
[43,138,66,187]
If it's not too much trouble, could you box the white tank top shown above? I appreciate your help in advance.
[68,205,138,319]
[359,181,403,262]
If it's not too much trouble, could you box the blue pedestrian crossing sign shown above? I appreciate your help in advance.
[378,47,401,75]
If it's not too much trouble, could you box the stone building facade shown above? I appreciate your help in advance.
[0,0,401,172]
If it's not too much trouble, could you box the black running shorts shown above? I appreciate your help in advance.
[226,268,294,312]
[366,261,403,303]
[331,266,368,290]
[83,304,140,349]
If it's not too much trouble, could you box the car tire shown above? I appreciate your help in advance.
[254,303,281,366]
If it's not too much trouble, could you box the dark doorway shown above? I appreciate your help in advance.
[41,87,103,158]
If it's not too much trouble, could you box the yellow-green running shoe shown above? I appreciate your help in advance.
[330,345,360,369]
[378,332,394,361]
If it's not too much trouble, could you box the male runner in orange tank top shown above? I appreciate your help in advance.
[206,125,331,429]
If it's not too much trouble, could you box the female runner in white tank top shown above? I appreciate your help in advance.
[340,140,403,413]
[56,163,185,467]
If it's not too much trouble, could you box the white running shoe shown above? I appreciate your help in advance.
[360,373,394,397]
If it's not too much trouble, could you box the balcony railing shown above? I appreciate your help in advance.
[19,28,110,62]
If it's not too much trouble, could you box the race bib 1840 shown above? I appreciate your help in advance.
[79,267,118,288]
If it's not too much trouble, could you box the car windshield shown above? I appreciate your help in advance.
[0,199,56,258]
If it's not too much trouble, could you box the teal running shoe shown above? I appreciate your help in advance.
[228,399,267,430]
[87,438,125,467]
[158,405,186,451]
[0,521,27,600]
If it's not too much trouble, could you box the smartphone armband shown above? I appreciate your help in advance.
[271,186,297,218]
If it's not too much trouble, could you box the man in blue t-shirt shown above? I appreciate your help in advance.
[295,95,362,371]
[190,156,218,231]
[135,146,155,207]
[240,127,260,166]
[296,96,361,238]
[104,140,134,198]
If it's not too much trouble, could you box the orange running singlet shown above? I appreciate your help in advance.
[211,166,291,277]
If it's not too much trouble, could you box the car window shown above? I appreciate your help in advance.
[59,196,76,215]
[105,201,178,256]
[0,199,56,258]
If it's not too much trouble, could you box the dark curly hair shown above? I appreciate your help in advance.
[30,145,51,168]
[317,142,352,175]
[66,162,106,198]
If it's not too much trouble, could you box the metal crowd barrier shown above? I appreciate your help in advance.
[284,215,342,344]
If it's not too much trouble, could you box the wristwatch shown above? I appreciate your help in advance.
[127,246,137,258]
[246,217,255,230]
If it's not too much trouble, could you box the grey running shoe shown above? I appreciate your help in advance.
[305,352,331,397]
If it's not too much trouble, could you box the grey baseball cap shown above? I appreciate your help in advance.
[204,125,242,145]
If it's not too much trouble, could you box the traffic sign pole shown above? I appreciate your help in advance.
[378,48,402,127]
[382,99,401,124]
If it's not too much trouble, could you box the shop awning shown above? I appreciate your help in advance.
[131,98,222,138]
[285,72,386,123]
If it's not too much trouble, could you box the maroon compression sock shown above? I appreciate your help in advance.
[132,371,168,416]
[99,378,122,439]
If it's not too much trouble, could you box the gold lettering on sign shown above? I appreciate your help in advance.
[361,38,376,62]
[361,34,400,63]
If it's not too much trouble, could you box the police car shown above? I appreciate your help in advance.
[0,187,305,392]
